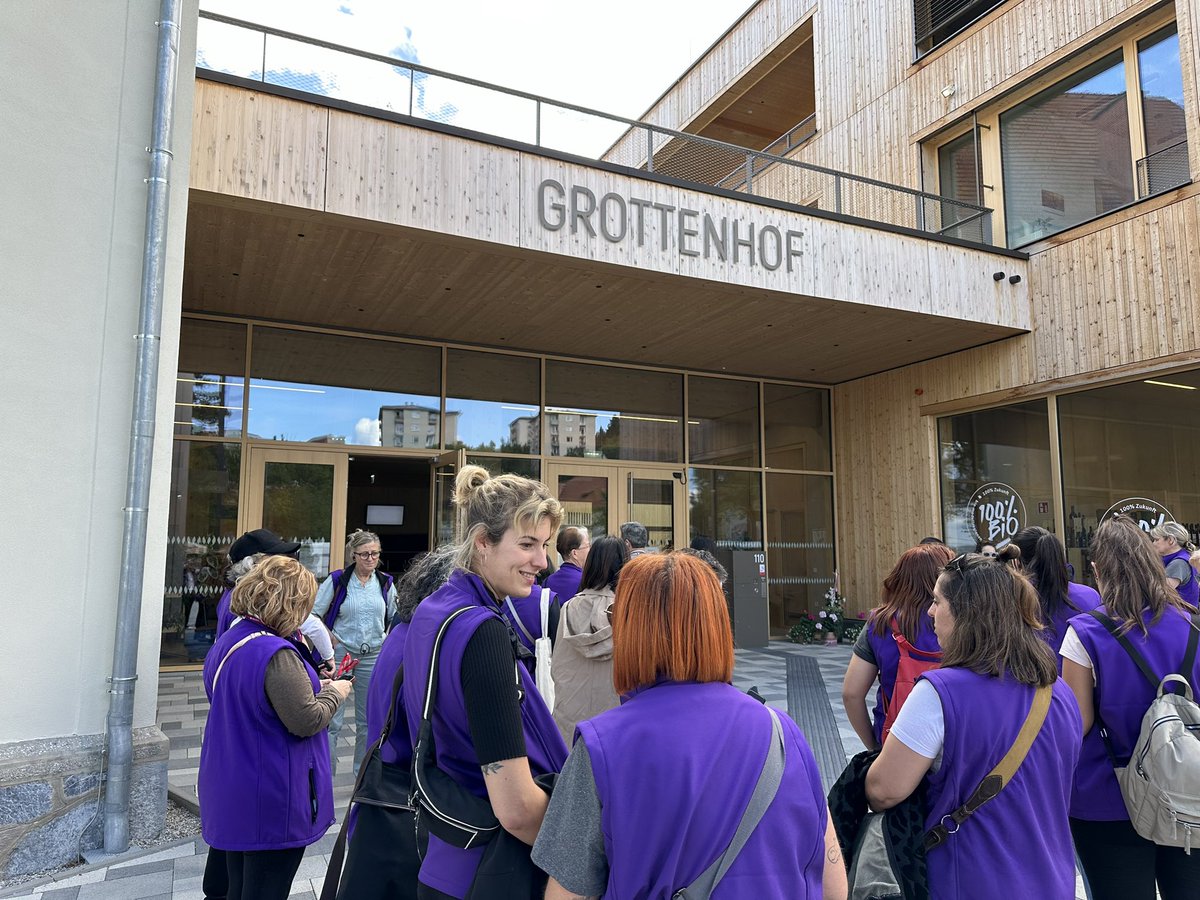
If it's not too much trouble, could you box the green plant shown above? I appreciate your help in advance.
[840,617,866,644]
[813,586,846,641]
[787,613,816,644]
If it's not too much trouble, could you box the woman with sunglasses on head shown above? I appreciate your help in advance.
[1010,525,1101,664]
[313,529,398,777]
[534,552,845,900]
[1060,515,1200,899]
[402,466,568,899]
[1149,521,1199,611]
[866,548,1081,900]
[842,542,952,752]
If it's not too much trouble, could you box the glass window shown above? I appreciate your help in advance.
[688,468,763,551]
[763,383,831,471]
[176,319,245,438]
[465,455,541,480]
[688,376,760,467]
[766,473,835,633]
[938,131,983,240]
[1001,52,1132,246]
[545,361,682,462]
[447,349,540,454]
[162,441,240,665]
[1058,371,1200,584]
[1137,26,1189,197]
[248,329,440,446]
[938,400,1054,553]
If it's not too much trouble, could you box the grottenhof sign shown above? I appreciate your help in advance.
[536,179,805,273]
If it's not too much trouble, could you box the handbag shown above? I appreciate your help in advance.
[535,587,555,711]
[320,662,421,900]
[673,707,785,899]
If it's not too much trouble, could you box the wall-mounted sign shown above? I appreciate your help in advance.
[1102,497,1174,533]
[967,482,1027,548]
[536,178,805,273]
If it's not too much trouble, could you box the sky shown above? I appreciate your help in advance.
[198,0,755,122]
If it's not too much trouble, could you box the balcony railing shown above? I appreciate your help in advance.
[1136,140,1190,199]
[196,11,994,244]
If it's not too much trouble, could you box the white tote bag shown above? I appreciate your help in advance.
[535,587,555,712]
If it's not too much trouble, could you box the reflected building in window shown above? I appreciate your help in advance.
[511,412,598,457]
[380,404,459,449]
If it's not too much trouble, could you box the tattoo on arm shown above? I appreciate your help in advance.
[482,762,504,775]
[827,844,842,864]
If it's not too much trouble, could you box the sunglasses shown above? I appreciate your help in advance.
[943,551,997,574]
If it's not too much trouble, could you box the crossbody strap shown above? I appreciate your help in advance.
[925,683,1052,850]
[505,596,537,646]
[212,631,269,691]
[539,587,550,636]
[421,607,477,721]
[675,707,785,899]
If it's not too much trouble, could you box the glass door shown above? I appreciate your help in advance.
[624,468,686,553]
[545,463,685,550]
[246,446,347,579]
[431,448,466,546]
[545,464,618,539]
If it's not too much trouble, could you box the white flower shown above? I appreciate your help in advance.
[819,610,827,618]
[829,613,838,622]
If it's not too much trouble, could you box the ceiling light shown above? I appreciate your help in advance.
[1144,379,1196,391]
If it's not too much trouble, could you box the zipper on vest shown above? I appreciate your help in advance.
[309,767,318,824]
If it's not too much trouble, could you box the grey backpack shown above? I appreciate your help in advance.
[1093,611,1200,853]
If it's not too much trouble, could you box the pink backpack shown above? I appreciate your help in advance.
[880,618,941,742]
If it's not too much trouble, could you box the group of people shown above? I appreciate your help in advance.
[194,468,1200,900]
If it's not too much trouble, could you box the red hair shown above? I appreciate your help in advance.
[871,543,954,641]
[611,553,734,694]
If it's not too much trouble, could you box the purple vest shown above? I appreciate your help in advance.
[403,570,568,897]
[577,681,826,899]
[323,567,395,629]
[366,620,410,766]
[543,563,582,603]
[1163,548,1200,610]
[503,587,557,655]
[921,669,1080,900]
[1069,606,1200,820]
[864,613,941,745]
[214,587,234,639]
[1041,582,1102,664]
[199,618,334,850]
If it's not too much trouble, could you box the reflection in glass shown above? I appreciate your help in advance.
[766,474,835,632]
[176,319,245,437]
[466,455,541,480]
[763,384,831,471]
[688,376,760,467]
[546,361,682,462]
[162,440,240,665]
[688,468,763,550]
[249,329,441,445]
[1058,371,1200,584]
[938,400,1053,554]
[1139,26,1186,157]
[938,130,981,235]
[262,460,334,581]
[447,349,540,454]
[556,474,609,538]
[1001,52,1132,246]
[630,475,676,552]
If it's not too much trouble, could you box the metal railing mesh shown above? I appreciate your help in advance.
[197,12,993,244]
[1136,140,1190,199]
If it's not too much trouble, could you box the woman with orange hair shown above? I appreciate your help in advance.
[841,542,953,751]
[532,552,846,899]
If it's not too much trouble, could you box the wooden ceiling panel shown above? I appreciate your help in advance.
[183,192,1018,384]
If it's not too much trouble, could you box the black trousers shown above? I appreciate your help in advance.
[1071,817,1200,900]
[202,847,228,898]
[225,846,306,900]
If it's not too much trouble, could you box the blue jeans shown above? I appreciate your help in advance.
[327,644,378,777]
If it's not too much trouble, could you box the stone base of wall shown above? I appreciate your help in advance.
[0,727,168,878]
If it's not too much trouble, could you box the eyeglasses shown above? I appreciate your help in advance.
[943,552,994,574]
[354,550,381,559]
[982,551,999,558]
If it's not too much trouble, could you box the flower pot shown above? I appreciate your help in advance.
[823,631,838,646]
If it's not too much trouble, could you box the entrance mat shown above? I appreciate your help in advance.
[786,654,847,792]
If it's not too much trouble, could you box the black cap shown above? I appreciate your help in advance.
[229,528,302,563]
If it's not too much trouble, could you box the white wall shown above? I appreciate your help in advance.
[0,1,197,742]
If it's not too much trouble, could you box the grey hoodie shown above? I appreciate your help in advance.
[550,586,619,744]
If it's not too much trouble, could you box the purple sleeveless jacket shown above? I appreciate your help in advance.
[365,620,410,766]
[1163,548,1199,610]
[921,669,1080,900]
[214,587,234,639]
[1040,582,1102,664]
[1069,605,1200,820]
[543,563,582,603]
[403,570,568,897]
[576,680,827,899]
[323,567,395,629]
[503,587,557,654]
[198,618,334,850]
[864,613,941,745]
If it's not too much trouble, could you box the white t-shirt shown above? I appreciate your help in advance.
[1058,625,1097,685]
[887,679,945,771]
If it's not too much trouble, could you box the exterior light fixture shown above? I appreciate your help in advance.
[1009,274,1022,284]
[941,84,956,98]
[993,271,1005,281]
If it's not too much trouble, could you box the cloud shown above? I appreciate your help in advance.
[352,417,382,446]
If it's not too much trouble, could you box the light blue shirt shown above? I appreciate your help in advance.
[312,571,397,653]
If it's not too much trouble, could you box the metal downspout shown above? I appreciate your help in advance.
[102,0,183,854]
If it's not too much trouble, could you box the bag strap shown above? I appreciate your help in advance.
[674,708,785,899]
[320,663,406,900]
[211,630,269,691]
[925,684,1052,850]
[422,607,477,721]
[539,587,550,637]
[504,596,537,646]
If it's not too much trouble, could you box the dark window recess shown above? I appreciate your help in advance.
[915,0,1008,58]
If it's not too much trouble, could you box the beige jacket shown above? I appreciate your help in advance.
[551,586,619,744]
